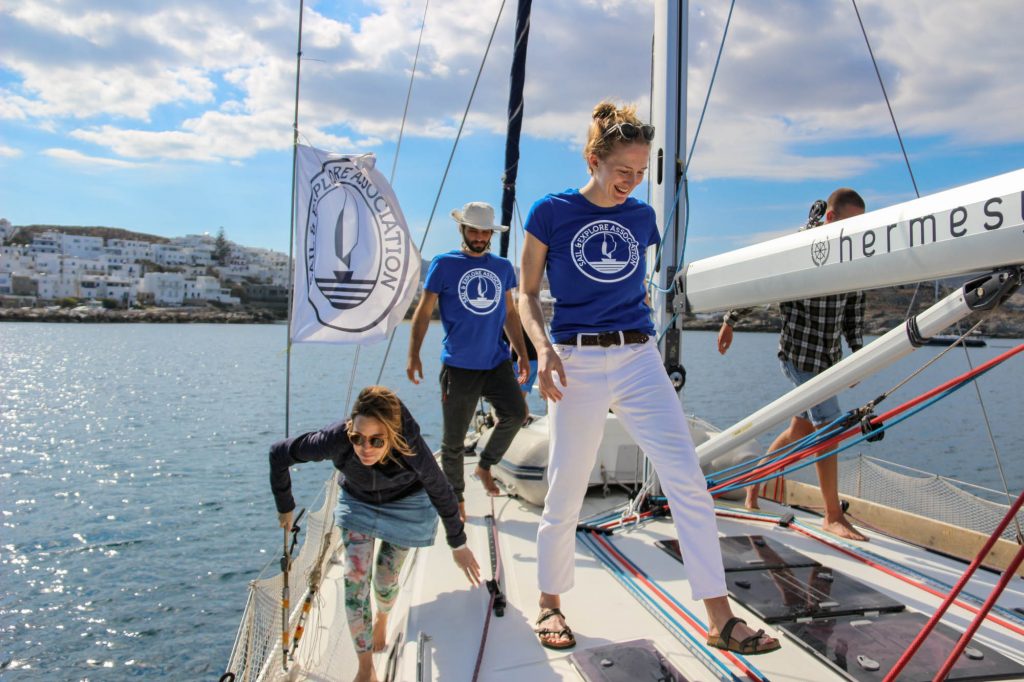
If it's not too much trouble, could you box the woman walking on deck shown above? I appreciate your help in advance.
[269,385,480,682]
[518,101,780,655]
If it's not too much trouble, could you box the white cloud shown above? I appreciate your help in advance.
[0,144,23,158]
[43,148,147,169]
[1,0,1022,173]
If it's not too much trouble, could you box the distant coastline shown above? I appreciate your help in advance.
[0,305,284,324]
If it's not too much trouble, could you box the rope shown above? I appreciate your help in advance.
[375,0,508,383]
[578,530,770,682]
[714,507,1024,636]
[883,487,1024,681]
[471,495,505,681]
[390,0,431,186]
[708,343,1024,495]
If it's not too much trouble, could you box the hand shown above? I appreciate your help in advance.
[717,323,733,355]
[278,510,293,530]
[452,546,481,586]
[515,360,530,385]
[406,355,423,384]
[537,347,567,402]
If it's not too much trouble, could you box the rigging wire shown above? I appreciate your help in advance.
[390,0,430,186]
[283,0,306,437]
[648,0,735,299]
[375,0,508,383]
[851,0,1014,515]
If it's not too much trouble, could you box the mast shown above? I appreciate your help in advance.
[650,0,688,388]
[498,0,533,258]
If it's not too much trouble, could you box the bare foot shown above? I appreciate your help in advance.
[372,612,388,652]
[822,515,868,542]
[744,485,761,511]
[475,465,500,496]
[458,501,466,522]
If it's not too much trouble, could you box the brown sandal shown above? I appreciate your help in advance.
[707,617,780,655]
[534,607,576,650]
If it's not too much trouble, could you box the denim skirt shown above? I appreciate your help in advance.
[334,487,439,548]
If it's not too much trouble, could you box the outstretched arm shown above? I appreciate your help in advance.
[503,290,530,384]
[407,290,438,384]
[518,233,566,401]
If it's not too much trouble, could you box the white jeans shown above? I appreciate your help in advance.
[537,340,727,600]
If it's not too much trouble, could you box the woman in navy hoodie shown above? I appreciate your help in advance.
[270,385,479,681]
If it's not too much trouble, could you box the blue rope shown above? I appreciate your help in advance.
[711,365,997,494]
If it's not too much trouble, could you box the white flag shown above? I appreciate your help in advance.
[291,146,421,344]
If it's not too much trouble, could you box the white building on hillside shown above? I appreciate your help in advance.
[184,275,240,305]
[138,272,185,305]
[59,234,104,259]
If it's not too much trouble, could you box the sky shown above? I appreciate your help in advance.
[2,0,1023,266]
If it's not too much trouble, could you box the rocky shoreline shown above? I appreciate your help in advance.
[0,306,284,324]
[3,285,1023,336]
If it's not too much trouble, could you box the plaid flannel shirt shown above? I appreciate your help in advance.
[724,291,865,374]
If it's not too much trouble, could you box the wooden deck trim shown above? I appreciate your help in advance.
[781,479,1024,578]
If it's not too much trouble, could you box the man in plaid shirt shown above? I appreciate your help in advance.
[717,188,868,541]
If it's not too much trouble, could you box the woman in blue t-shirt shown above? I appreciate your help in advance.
[518,101,780,656]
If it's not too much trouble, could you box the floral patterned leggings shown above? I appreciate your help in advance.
[342,529,410,653]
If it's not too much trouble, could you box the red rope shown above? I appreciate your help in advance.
[884,487,1024,681]
[591,533,767,682]
[709,342,1024,497]
[715,509,1024,638]
[932,542,1024,681]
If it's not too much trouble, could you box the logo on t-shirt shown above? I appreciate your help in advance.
[458,268,502,315]
[571,220,641,283]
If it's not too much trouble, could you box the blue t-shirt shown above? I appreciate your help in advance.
[524,189,659,340]
[424,251,517,370]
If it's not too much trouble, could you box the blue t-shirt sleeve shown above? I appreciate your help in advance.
[524,196,552,246]
[423,256,444,294]
[645,204,661,248]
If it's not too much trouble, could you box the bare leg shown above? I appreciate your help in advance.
[353,651,379,682]
[745,417,815,510]
[371,613,388,653]
[815,453,868,541]
[704,596,778,652]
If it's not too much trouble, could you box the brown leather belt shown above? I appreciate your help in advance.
[554,330,649,347]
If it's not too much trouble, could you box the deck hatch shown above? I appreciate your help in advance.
[724,566,904,623]
[656,534,821,572]
[570,639,690,681]
[779,611,1024,681]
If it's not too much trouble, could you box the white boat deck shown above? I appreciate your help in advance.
[287,462,1024,681]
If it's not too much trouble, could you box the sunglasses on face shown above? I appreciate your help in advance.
[601,122,656,142]
[348,432,386,449]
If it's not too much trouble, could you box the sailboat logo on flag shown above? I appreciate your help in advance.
[292,147,420,344]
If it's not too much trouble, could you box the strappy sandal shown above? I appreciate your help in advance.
[534,607,576,650]
[707,616,780,655]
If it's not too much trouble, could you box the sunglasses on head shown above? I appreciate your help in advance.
[601,122,656,142]
[348,432,386,449]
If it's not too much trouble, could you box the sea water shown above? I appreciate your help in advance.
[1,322,1021,678]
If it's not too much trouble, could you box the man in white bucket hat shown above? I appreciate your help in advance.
[408,201,529,520]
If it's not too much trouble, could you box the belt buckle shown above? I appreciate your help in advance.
[599,331,622,347]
